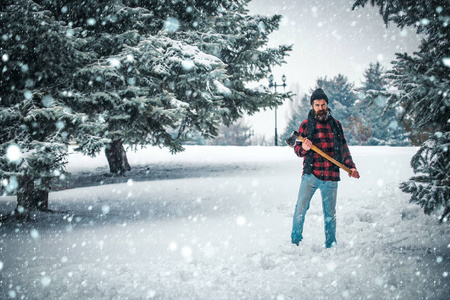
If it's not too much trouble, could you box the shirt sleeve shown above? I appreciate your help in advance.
[294,120,309,157]
[338,121,357,169]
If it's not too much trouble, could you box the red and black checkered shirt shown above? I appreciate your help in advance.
[294,118,356,182]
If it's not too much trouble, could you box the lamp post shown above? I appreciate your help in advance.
[269,74,287,146]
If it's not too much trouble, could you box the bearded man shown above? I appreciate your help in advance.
[292,88,359,248]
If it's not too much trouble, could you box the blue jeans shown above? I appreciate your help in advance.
[291,174,338,248]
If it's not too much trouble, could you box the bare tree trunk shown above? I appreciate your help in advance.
[16,175,49,216]
[105,140,131,174]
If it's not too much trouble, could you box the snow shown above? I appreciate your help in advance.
[1,146,449,299]
[108,58,121,68]
[163,17,180,33]
[214,80,232,97]
[41,95,54,108]
[443,58,450,67]
[5,144,21,163]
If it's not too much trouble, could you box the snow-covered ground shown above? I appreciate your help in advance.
[1,146,449,299]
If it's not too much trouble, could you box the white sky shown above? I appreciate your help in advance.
[245,0,422,141]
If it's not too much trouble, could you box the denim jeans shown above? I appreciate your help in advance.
[291,174,338,248]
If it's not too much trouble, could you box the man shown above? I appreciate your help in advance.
[292,88,359,248]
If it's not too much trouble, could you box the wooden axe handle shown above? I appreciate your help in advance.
[296,136,354,176]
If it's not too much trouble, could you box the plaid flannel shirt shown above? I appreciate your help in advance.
[294,118,356,181]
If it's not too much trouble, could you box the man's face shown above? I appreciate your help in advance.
[312,99,328,116]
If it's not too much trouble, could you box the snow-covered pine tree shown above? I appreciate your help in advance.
[0,1,96,215]
[46,0,291,174]
[315,75,363,145]
[353,0,450,221]
[280,89,310,144]
[362,62,388,91]
[317,74,358,108]
[400,132,450,222]
[1,0,291,213]
[281,75,363,145]
[70,35,228,173]
[159,0,292,147]
[358,62,409,146]
[207,118,253,146]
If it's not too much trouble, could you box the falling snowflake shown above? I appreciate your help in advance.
[87,18,97,26]
[6,144,21,163]
[24,90,32,100]
[169,242,178,252]
[236,216,246,226]
[109,58,121,68]
[182,59,195,71]
[181,246,192,258]
[30,228,40,240]
[163,17,180,33]
[42,95,54,107]
[41,276,52,287]
[443,58,450,67]
[102,205,110,215]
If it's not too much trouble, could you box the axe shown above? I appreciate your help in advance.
[286,130,359,178]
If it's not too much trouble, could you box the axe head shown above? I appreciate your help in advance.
[285,130,300,148]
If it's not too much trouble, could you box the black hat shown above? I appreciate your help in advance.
[310,88,328,104]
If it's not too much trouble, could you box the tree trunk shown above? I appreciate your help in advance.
[440,207,450,223]
[105,140,131,174]
[16,175,49,214]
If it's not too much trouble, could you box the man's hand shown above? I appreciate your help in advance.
[302,138,312,151]
[348,168,360,179]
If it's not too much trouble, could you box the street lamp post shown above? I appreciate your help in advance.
[269,74,287,146]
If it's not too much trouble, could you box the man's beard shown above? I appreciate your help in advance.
[315,109,330,121]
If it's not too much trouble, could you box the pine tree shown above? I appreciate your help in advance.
[362,62,388,91]
[315,74,362,145]
[317,74,357,108]
[181,118,254,146]
[353,0,450,221]
[358,62,409,146]
[52,0,291,174]
[0,1,98,214]
[0,0,291,213]
[280,83,310,144]
[400,132,450,222]
[281,75,363,145]
[207,119,253,146]
[70,34,228,173]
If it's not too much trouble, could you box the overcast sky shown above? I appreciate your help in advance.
[244,0,422,140]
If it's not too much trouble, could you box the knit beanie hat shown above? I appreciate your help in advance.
[310,88,328,104]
